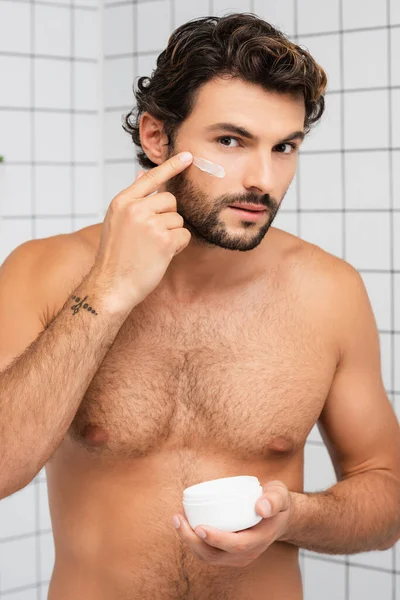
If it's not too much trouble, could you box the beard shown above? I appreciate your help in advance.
[165,166,283,252]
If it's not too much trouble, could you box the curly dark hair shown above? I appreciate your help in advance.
[122,12,327,170]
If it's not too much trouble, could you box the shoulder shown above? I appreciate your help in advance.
[273,227,367,354]
[3,223,102,327]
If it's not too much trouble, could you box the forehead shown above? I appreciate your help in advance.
[184,77,305,139]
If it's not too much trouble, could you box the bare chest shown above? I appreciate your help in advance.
[68,279,336,461]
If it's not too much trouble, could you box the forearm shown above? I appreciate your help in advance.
[0,268,131,497]
[280,470,400,554]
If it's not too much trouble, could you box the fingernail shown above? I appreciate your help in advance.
[179,151,193,163]
[196,528,207,539]
[172,516,181,529]
[260,499,272,517]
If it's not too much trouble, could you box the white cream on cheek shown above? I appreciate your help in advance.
[193,156,225,178]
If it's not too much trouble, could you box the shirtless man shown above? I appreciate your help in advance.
[1,12,400,600]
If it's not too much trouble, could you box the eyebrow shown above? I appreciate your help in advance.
[205,122,305,144]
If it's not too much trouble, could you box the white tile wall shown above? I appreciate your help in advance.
[299,35,341,92]
[1,1,399,599]
[349,566,393,600]
[297,0,340,35]
[299,152,343,210]
[303,557,346,600]
[342,0,388,29]
[345,151,391,210]
[0,0,100,595]
[253,0,295,36]
[343,29,388,89]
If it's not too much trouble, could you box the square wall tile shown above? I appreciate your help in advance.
[352,548,393,571]
[137,1,171,53]
[0,111,32,163]
[393,90,400,148]
[34,217,73,239]
[395,213,400,270]
[2,588,38,600]
[34,5,71,58]
[74,62,99,111]
[301,94,342,151]
[0,56,31,109]
[303,557,346,600]
[304,443,337,492]
[299,152,342,210]
[34,113,71,163]
[40,532,55,582]
[104,162,137,210]
[74,166,101,214]
[213,0,252,17]
[0,219,33,264]
[73,114,99,163]
[104,57,135,109]
[104,111,136,161]
[300,212,343,258]
[342,0,388,29]
[396,334,400,392]
[34,58,71,110]
[360,272,391,332]
[297,0,340,35]
[345,151,390,210]
[254,0,295,37]
[74,7,99,59]
[393,151,400,209]
[0,1,31,54]
[174,0,210,29]
[35,166,72,215]
[345,212,391,270]
[0,485,36,539]
[0,165,32,217]
[392,0,400,24]
[349,565,392,600]
[391,28,400,86]
[344,90,389,150]
[39,481,52,531]
[104,4,134,56]
[272,211,298,237]
[343,29,388,89]
[136,53,159,79]
[299,34,341,92]
[395,274,400,332]
[0,536,37,590]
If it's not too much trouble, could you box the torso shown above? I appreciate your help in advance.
[44,224,340,600]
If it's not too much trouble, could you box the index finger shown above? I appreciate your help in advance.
[130,152,193,198]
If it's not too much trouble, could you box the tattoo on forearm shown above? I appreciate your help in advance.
[71,295,98,316]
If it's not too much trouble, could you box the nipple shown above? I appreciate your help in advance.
[193,156,225,178]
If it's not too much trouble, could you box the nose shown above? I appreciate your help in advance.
[242,152,275,195]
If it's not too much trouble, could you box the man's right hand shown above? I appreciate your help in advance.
[92,151,193,310]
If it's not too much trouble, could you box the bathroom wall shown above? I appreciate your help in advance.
[0,0,101,597]
[0,0,399,598]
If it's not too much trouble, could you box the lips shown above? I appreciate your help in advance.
[229,204,266,212]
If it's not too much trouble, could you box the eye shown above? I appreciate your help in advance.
[274,142,298,154]
[217,136,241,148]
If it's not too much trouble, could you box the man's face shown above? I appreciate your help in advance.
[165,77,306,252]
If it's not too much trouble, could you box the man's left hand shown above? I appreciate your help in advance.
[171,480,292,567]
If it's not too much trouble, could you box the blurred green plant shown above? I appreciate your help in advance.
[0,156,4,163]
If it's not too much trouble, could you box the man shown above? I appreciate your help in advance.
[1,12,400,600]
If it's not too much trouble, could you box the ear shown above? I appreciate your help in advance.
[139,112,169,166]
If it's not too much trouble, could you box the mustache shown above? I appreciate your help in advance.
[220,193,275,209]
